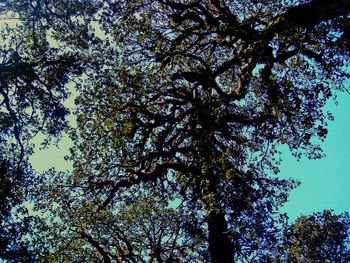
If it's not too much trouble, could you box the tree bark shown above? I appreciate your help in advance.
[80,232,111,263]
[284,0,350,27]
[208,209,235,263]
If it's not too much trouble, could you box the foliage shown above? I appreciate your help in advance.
[29,168,207,262]
[64,0,349,261]
[0,1,87,260]
[284,210,350,262]
[0,157,34,262]
[0,0,350,262]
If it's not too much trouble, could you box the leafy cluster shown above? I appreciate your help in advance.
[284,210,350,262]
[0,0,350,262]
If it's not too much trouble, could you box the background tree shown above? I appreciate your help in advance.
[0,1,89,260]
[31,171,207,262]
[283,210,350,262]
[0,156,34,261]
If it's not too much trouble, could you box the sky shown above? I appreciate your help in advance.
[29,89,350,222]
[279,92,350,221]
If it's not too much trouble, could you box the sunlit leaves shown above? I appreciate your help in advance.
[3,0,348,261]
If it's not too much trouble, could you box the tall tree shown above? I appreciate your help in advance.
[65,0,350,262]
[7,0,349,262]
[37,0,350,262]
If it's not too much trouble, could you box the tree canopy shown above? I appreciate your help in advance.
[284,210,350,262]
[0,0,350,262]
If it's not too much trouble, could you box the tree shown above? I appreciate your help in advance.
[32,179,207,262]
[63,0,350,262]
[1,0,350,262]
[282,210,350,262]
[0,1,86,260]
[0,157,34,261]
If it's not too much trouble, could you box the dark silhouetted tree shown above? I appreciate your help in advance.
[283,210,350,262]
[1,0,349,262]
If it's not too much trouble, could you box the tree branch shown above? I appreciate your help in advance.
[80,232,111,263]
[269,0,350,33]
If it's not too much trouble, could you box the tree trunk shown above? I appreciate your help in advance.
[207,209,235,263]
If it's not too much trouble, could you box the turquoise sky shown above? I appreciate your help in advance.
[29,91,350,222]
[280,92,350,221]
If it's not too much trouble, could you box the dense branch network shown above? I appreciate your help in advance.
[16,0,350,262]
[79,0,349,209]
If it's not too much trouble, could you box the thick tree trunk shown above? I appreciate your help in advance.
[207,209,235,263]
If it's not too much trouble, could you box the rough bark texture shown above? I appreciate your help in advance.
[208,209,235,263]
